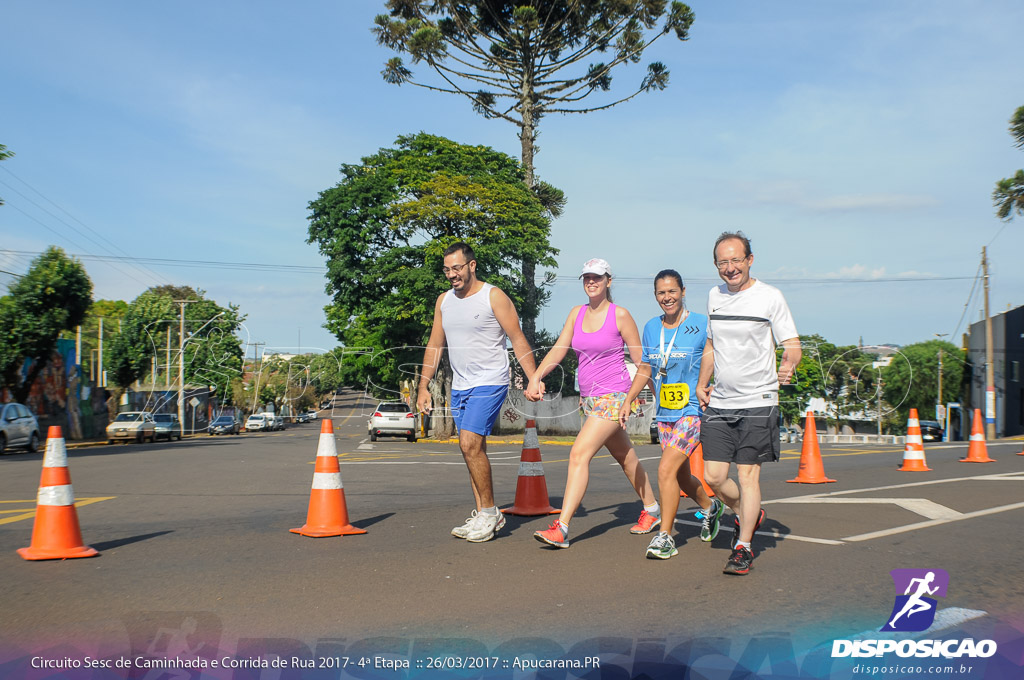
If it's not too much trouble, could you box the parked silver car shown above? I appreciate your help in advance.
[0,401,41,454]
[780,426,801,443]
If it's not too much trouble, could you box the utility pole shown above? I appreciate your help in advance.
[250,342,266,413]
[982,248,996,440]
[166,327,171,389]
[98,317,104,388]
[174,300,199,430]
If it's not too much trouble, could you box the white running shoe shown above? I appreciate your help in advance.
[451,510,478,539]
[465,510,506,543]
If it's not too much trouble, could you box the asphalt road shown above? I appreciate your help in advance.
[1,390,1022,677]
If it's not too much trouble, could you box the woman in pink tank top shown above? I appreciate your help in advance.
[525,259,660,549]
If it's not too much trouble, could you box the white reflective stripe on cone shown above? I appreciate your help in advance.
[907,419,919,427]
[518,461,544,477]
[312,472,343,490]
[523,428,539,449]
[902,451,926,460]
[970,434,985,441]
[43,439,68,469]
[905,435,923,445]
[316,434,338,458]
[37,485,75,506]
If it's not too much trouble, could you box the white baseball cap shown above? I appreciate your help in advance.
[580,258,612,278]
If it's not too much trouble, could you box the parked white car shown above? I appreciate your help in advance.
[368,402,417,442]
[245,414,268,432]
[106,411,157,444]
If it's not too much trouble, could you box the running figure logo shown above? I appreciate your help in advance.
[881,568,949,632]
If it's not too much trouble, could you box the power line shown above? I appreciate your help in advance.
[1,249,980,284]
[0,167,174,285]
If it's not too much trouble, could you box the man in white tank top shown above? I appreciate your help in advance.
[417,242,538,542]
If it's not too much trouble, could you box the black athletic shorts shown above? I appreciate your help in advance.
[700,405,780,465]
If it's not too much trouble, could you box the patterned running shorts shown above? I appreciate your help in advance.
[656,415,701,455]
[580,392,638,421]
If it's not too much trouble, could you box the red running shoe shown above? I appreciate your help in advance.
[630,509,660,535]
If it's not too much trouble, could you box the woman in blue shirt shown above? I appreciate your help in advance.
[620,269,724,559]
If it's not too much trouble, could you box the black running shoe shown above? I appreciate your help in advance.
[723,545,755,575]
[730,509,766,549]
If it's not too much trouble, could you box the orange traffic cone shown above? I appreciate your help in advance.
[898,409,932,471]
[787,412,836,484]
[291,419,366,536]
[17,426,99,560]
[502,419,559,516]
[960,409,995,463]
[681,443,715,499]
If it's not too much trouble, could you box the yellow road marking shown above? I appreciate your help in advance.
[0,496,115,525]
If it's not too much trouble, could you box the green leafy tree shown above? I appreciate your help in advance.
[0,143,12,205]
[0,247,93,402]
[107,291,174,388]
[373,0,694,341]
[108,287,245,397]
[307,132,559,392]
[780,335,877,433]
[993,106,1024,221]
[882,340,965,431]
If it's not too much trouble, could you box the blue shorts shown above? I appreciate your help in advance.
[451,384,509,436]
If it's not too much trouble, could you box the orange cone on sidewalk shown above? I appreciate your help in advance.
[681,443,715,499]
[898,408,932,472]
[960,409,995,463]
[502,419,559,516]
[787,412,836,484]
[291,419,366,536]
[18,426,99,560]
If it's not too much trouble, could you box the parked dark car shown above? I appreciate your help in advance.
[919,420,944,442]
[208,415,241,435]
[650,419,659,445]
[0,401,41,454]
[153,413,182,441]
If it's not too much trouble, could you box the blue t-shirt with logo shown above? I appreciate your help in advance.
[641,312,708,421]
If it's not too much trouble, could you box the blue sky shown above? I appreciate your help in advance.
[2,1,1022,360]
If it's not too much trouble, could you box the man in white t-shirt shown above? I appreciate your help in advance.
[696,232,801,575]
[417,242,537,543]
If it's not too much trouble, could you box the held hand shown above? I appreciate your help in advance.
[524,377,545,402]
[696,384,712,409]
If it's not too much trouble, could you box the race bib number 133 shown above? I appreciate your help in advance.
[659,383,690,410]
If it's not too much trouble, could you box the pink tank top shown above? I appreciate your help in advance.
[572,303,631,397]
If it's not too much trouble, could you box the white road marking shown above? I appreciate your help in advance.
[771,497,964,520]
[673,518,846,546]
[841,501,1024,542]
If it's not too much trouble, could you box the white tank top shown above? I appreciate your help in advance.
[441,283,510,390]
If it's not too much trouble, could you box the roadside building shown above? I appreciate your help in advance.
[967,304,1024,437]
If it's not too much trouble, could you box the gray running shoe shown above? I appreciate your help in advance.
[465,510,506,543]
[645,531,678,560]
[451,510,478,539]
[700,498,725,542]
